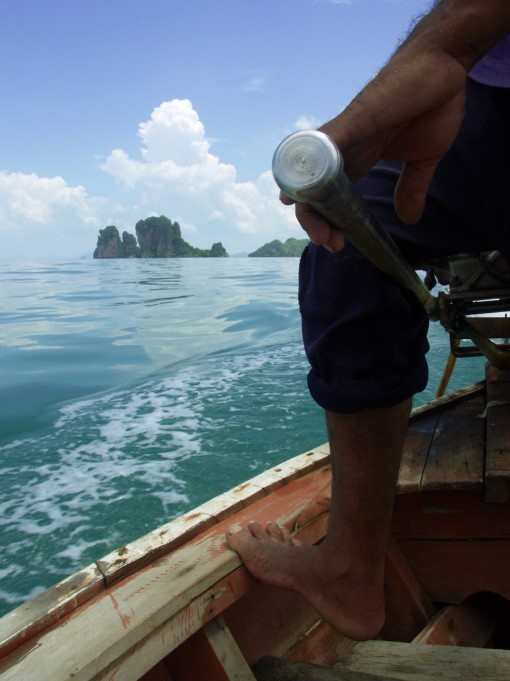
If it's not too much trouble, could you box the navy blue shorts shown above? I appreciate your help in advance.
[299,79,510,413]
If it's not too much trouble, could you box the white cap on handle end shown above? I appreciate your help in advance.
[272,130,343,202]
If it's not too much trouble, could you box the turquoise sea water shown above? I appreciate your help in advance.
[0,258,484,616]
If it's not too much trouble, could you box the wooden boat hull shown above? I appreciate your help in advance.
[2,380,510,680]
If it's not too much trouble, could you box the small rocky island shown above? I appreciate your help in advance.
[249,238,309,257]
[93,216,228,259]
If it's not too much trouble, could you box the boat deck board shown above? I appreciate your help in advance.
[485,367,510,503]
[397,411,439,494]
[338,640,510,681]
[398,390,486,494]
[420,394,485,492]
[254,641,510,681]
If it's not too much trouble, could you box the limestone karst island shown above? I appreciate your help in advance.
[93,215,310,259]
[248,238,309,257]
[93,215,228,258]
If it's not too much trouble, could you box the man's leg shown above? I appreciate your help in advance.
[324,400,411,582]
[227,79,506,640]
[227,399,410,640]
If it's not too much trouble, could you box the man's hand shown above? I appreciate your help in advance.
[280,52,466,252]
[279,195,347,252]
[281,0,510,252]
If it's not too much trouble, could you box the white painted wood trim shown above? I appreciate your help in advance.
[410,383,484,420]
[204,617,257,681]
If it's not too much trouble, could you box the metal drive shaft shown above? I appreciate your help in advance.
[272,130,439,319]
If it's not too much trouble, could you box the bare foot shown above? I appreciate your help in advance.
[226,521,385,641]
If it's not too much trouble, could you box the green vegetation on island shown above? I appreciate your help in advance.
[248,238,309,258]
[93,216,228,259]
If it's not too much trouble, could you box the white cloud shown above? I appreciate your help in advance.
[295,115,320,131]
[101,98,298,248]
[0,172,95,228]
[0,171,135,258]
[139,100,209,165]
[0,98,301,257]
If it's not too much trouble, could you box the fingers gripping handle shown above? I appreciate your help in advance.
[272,131,438,319]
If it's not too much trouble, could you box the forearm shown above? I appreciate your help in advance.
[315,0,510,220]
[402,0,510,70]
[324,0,510,146]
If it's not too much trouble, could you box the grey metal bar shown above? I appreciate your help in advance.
[272,130,439,319]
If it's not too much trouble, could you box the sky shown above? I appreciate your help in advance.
[0,0,431,258]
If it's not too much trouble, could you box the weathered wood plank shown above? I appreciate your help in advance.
[248,449,330,492]
[286,620,357,667]
[244,466,332,536]
[97,446,330,586]
[203,617,257,681]
[254,656,398,681]
[96,527,332,681]
[485,368,510,503]
[397,412,440,494]
[167,628,237,681]
[94,570,253,681]
[96,510,217,585]
[421,396,485,491]
[393,491,510,540]
[193,483,268,522]
[382,541,434,642]
[335,640,510,680]
[412,604,494,647]
[0,465,331,681]
[399,539,510,604]
[96,519,332,681]
[256,639,510,680]
[225,585,320,665]
[0,563,104,660]
[286,493,330,535]
[410,382,484,420]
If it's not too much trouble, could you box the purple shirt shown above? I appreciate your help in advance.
[470,35,510,88]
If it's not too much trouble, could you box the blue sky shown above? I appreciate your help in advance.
[0,0,430,257]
